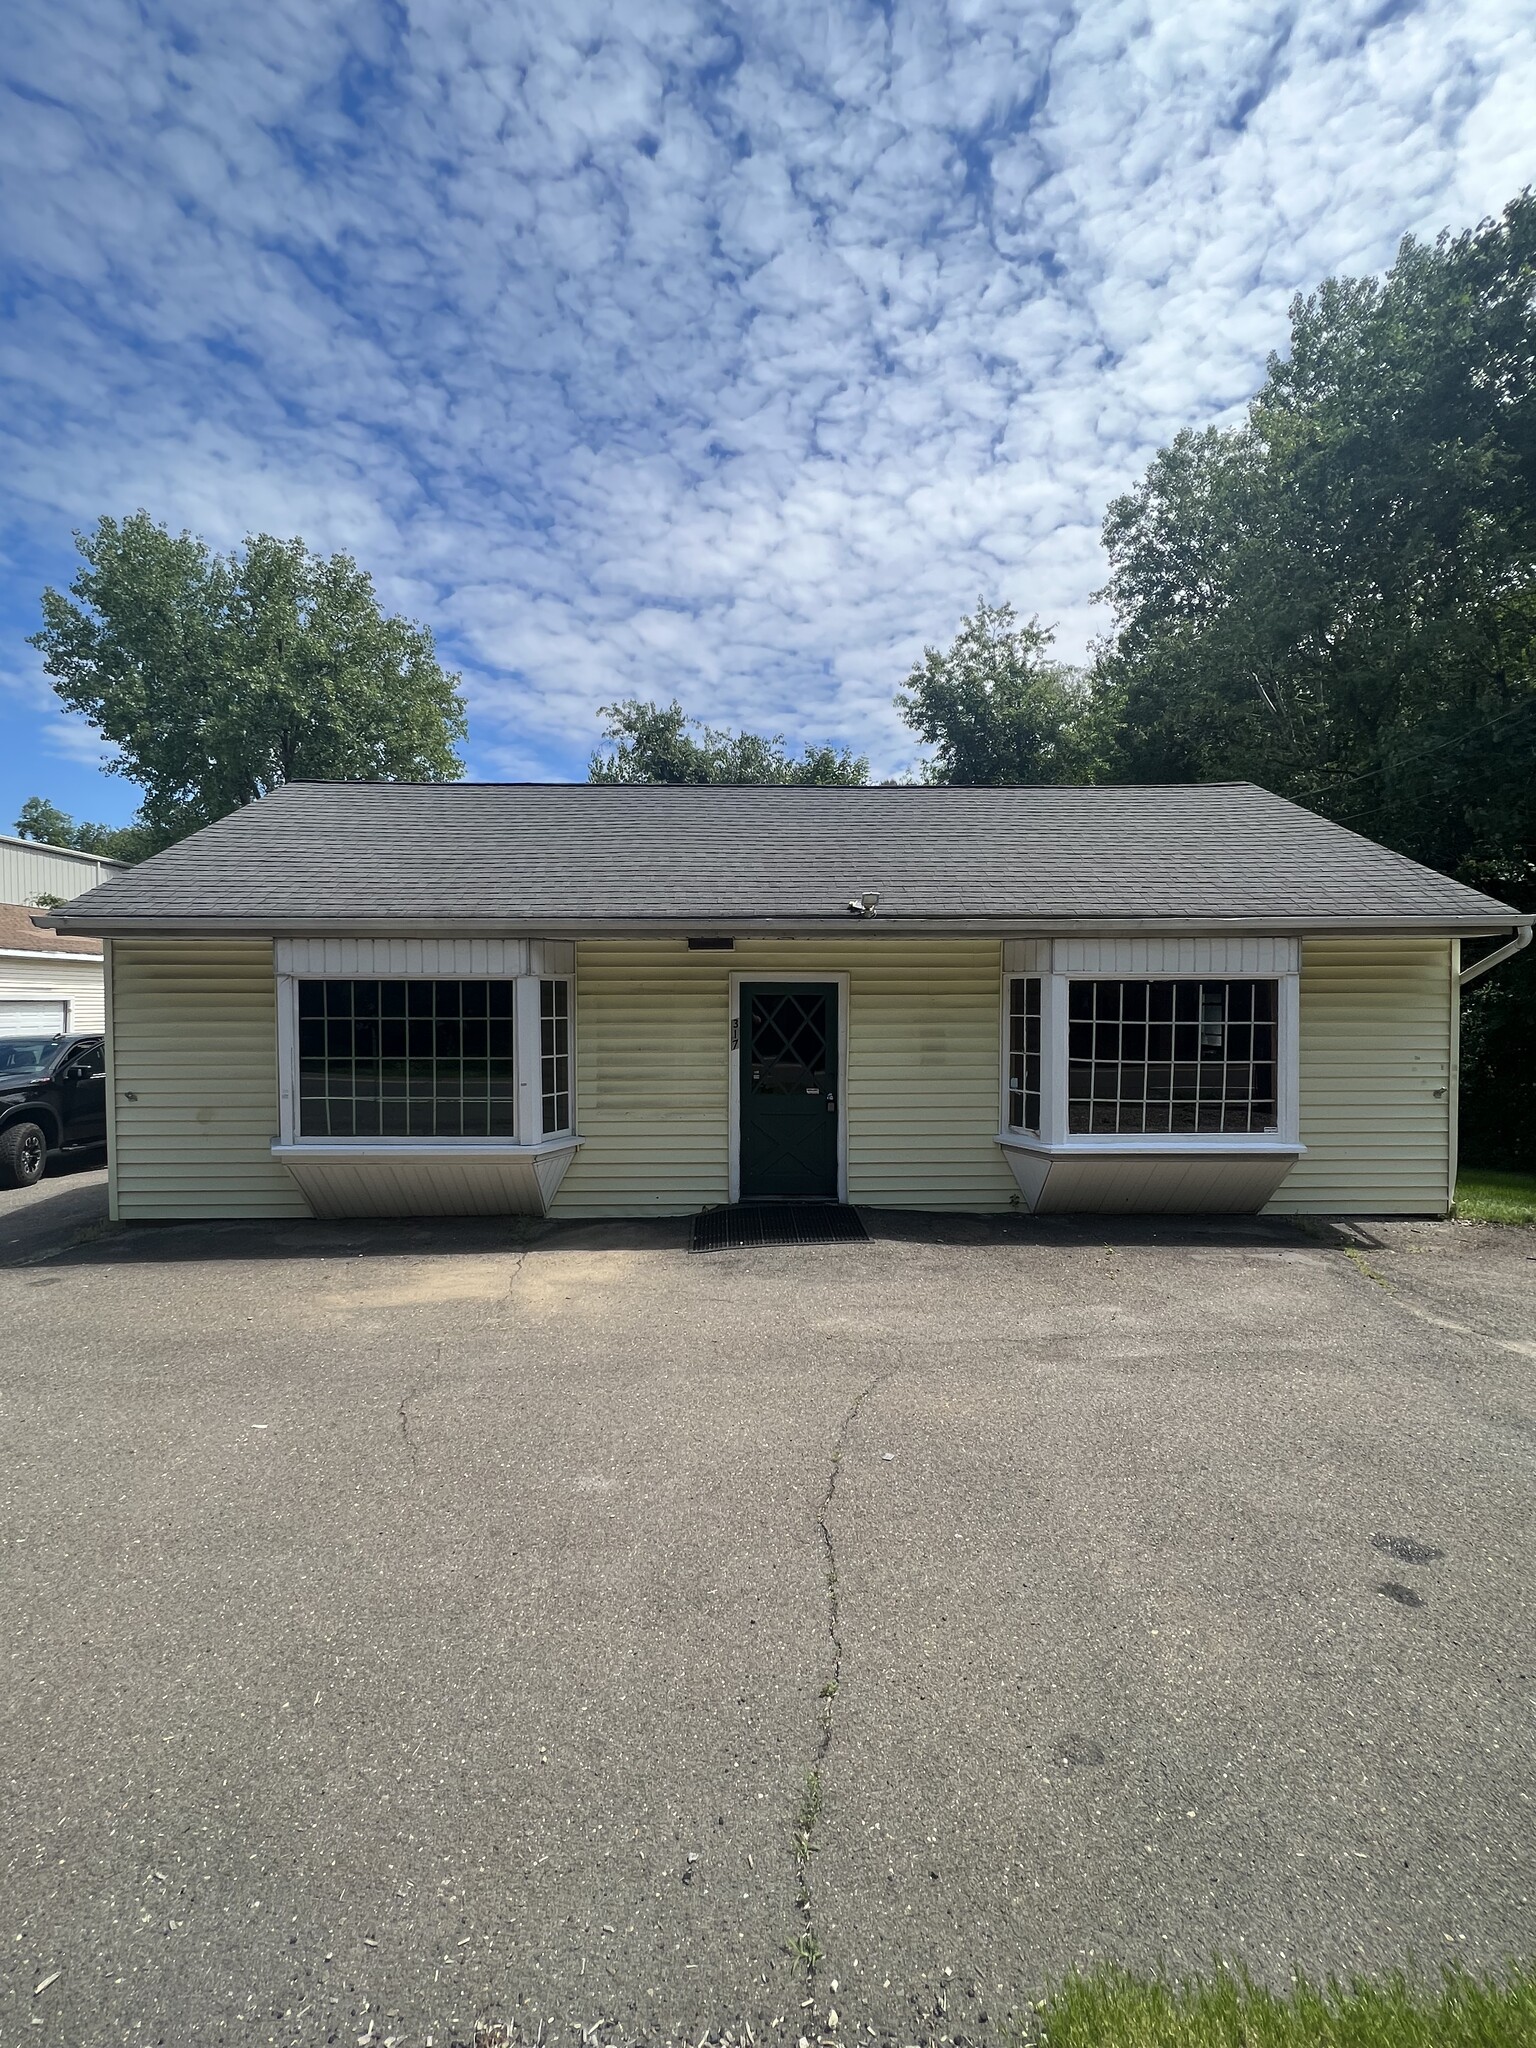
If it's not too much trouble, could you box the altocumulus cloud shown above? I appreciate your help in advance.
[1,0,1533,787]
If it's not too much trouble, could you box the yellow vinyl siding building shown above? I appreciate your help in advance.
[1266,937,1455,1217]
[45,782,1526,1223]
[107,938,309,1220]
[99,929,1467,1222]
[553,938,1016,1216]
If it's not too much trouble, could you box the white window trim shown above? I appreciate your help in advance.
[274,960,579,1155]
[728,972,850,1205]
[998,964,1302,1158]
[533,972,577,1141]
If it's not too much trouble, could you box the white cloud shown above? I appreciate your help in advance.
[1,0,1533,782]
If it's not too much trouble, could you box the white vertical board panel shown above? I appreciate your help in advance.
[1264,937,1453,1215]
[1028,1151,1296,1214]
[110,939,311,1219]
[1002,940,1051,973]
[275,936,539,977]
[530,941,576,976]
[281,1148,575,1218]
[1045,935,1299,975]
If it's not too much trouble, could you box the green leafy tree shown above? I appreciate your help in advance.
[30,513,468,852]
[896,600,1092,784]
[13,796,150,863]
[589,699,867,785]
[15,798,79,847]
[1091,193,1536,1165]
[1094,195,1536,869]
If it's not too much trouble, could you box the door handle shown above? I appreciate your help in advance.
[826,1093,836,1112]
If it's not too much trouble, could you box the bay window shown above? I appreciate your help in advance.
[274,939,577,1153]
[1064,978,1278,1135]
[1000,940,1300,1160]
[540,977,572,1136]
[1006,976,1042,1135]
[297,979,516,1138]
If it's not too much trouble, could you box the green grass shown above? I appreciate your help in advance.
[1453,1168,1536,1226]
[1027,1965,1536,2048]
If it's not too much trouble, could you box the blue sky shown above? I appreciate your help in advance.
[2,0,1533,830]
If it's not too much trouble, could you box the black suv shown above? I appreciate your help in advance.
[0,1033,108,1187]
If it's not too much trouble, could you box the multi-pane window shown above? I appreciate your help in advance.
[297,980,515,1138]
[1066,978,1277,1135]
[1007,977,1042,1133]
[540,979,571,1135]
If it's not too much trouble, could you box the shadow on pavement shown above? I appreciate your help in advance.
[14,1196,1383,1269]
[0,1160,111,1267]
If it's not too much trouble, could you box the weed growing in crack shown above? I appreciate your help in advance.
[792,1768,823,1867]
[1344,1245,1390,1287]
[785,1928,825,1972]
[786,1769,825,1975]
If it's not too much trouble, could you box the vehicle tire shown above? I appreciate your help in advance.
[0,1120,48,1189]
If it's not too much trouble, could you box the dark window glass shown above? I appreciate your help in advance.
[68,1040,106,1077]
[295,980,517,1138]
[1007,977,1043,1134]
[541,979,571,1134]
[1066,979,1278,1135]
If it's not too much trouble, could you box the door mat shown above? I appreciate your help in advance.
[690,1204,870,1252]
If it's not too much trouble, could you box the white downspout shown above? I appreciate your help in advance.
[1458,922,1533,987]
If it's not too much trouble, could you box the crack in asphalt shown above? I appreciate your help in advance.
[397,1386,420,1467]
[1338,1247,1536,1360]
[815,1371,895,1762]
[397,1344,443,1472]
[788,1367,899,1979]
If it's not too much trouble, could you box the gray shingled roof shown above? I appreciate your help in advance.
[48,781,1520,934]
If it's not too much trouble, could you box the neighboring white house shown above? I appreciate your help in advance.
[0,834,129,1035]
[45,781,1533,1223]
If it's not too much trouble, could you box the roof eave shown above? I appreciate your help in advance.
[46,911,1526,940]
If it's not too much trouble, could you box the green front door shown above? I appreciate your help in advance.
[739,983,839,1201]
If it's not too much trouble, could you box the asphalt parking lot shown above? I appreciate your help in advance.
[2,1169,1533,2046]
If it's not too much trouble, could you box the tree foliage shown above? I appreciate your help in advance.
[1092,195,1536,869]
[896,600,1092,784]
[589,699,868,785]
[1090,193,1536,1165]
[13,796,151,864]
[31,513,468,852]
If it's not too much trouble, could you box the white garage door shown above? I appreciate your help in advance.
[0,1000,67,1034]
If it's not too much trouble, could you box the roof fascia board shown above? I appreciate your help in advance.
[44,913,1520,939]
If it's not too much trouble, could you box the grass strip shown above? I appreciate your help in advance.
[1453,1168,1536,1226]
[1028,1962,1536,2047]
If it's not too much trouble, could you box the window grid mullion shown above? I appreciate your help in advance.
[1063,977,1279,1138]
[298,978,520,1141]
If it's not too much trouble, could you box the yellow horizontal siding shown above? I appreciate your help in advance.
[108,939,311,1220]
[102,929,1457,1223]
[551,938,1016,1217]
[1266,937,1452,1217]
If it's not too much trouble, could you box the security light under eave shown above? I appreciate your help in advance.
[846,890,881,917]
